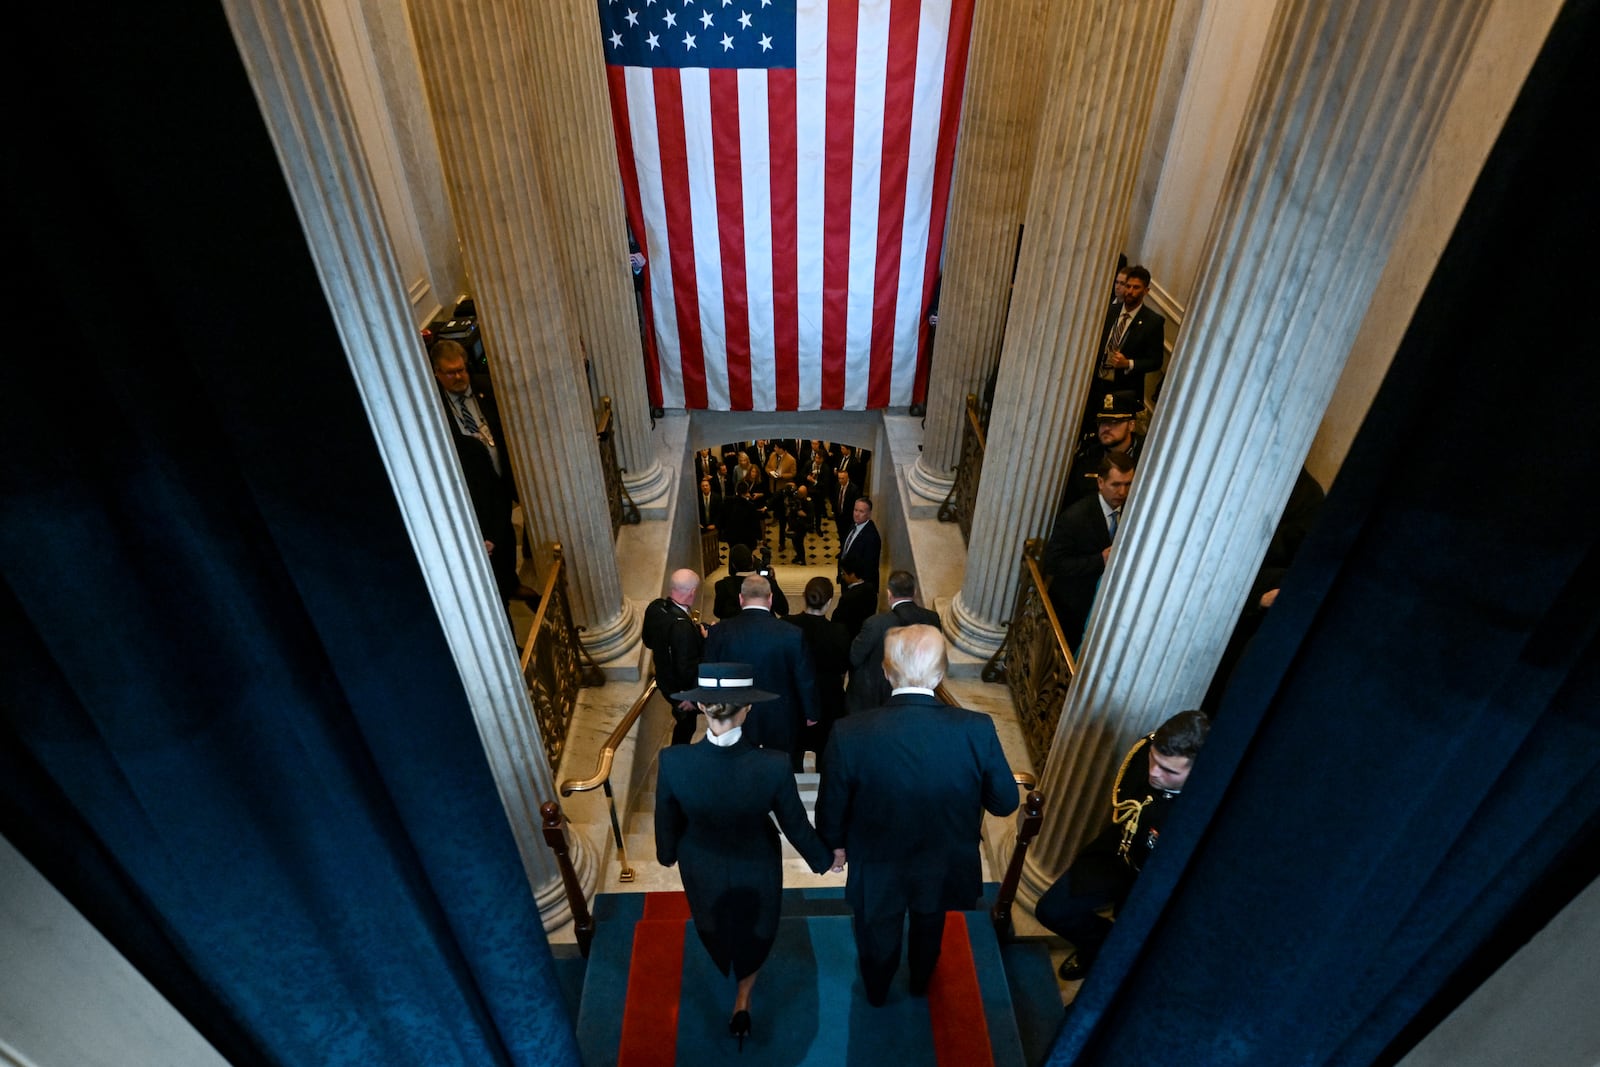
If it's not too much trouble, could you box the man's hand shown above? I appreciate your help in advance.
[677,699,696,712]
[1101,546,1112,562]
[830,849,847,873]
[1259,588,1279,609]
[484,540,495,555]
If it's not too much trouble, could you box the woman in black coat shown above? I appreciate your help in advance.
[655,663,836,1047]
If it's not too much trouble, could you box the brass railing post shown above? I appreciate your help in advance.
[540,802,596,957]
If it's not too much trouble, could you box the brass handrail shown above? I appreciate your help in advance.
[965,391,988,452]
[557,679,659,884]
[939,393,987,542]
[560,679,658,796]
[519,551,563,675]
[596,396,641,532]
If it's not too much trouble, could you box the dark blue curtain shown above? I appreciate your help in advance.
[1,6,578,1066]
[1052,3,1600,1064]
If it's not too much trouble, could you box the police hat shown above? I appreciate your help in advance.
[1096,391,1141,420]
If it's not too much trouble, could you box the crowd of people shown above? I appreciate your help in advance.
[695,438,872,567]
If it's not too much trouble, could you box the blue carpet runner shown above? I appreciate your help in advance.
[582,890,1046,1066]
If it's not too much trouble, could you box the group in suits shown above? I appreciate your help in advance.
[703,574,818,769]
[783,576,852,765]
[655,663,835,1044]
[816,625,1018,1005]
[846,571,941,714]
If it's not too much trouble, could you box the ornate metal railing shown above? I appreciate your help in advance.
[983,538,1078,770]
[557,680,659,885]
[596,396,641,536]
[519,543,607,771]
[938,393,986,545]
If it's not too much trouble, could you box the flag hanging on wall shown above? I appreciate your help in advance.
[598,0,975,411]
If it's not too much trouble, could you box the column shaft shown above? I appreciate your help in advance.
[947,0,1177,657]
[906,0,1048,503]
[524,0,669,505]
[220,0,591,925]
[408,0,636,659]
[1026,0,1490,888]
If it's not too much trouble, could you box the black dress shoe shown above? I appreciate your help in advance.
[1057,952,1088,981]
[729,1009,751,1051]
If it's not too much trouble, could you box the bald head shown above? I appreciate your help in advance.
[740,575,773,606]
[668,568,700,606]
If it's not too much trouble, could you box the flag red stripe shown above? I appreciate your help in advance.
[768,70,799,411]
[914,0,977,407]
[709,70,752,410]
[820,1,859,409]
[605,66,664,409]
[653,71,707,409]
[867,0,922,409]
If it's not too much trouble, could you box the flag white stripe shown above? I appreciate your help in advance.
[793,0,829,410]
[680,68,728,408]
[624,70,682,408]
[844,3,891,410]
[893,0,951,404]
[738,70,777,411]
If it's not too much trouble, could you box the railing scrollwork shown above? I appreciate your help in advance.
[596,396,641,535]
[984,538,1077,770]
[520,542,606,771]
[938,393,985,544]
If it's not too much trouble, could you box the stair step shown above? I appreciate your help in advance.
[577,901,1044,1066]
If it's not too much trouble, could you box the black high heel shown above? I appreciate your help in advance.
[729,1009,752,1051]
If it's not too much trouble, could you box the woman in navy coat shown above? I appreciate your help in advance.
[655,663,836,1046]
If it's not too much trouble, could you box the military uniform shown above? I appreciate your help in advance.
[1033,733,1178,970]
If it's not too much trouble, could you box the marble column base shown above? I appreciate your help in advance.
[621,460,672,520]
[532,829,598,937]
[579,597,645,681]
[1016,849,1061,917]
[945,589,1007,662]
[903,455,956,519]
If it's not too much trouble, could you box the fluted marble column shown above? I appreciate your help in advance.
[407,0,638,663]
[904,0,1048,505]
[1024,0,1490,894]
[221,0,593,929]
[946,0,1177,659]
[523,0,669,508]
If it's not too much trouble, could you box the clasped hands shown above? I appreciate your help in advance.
[830,848,847,873]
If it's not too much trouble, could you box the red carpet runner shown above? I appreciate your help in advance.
[616,894,690,1066]
[927,913,995,1067]
[615,893,995,1065]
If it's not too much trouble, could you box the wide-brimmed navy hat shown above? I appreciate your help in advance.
[670,662,778,704]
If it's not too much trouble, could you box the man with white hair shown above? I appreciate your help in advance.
[816,625,1018,1006]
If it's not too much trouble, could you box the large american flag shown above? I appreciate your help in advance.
[598,0,975,410]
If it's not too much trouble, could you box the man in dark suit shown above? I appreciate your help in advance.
[832,469,862,540]
[832,564,878,641]
[642,569,707,746]
[696,476,722,530]
[847,570,942,713]
[431,340,534,602]
[1086,263,1165,426]
[799,439,831,532]
[1043,451,1135,651]
[703,575,819,770]
[817,626,1018,1006]
[837,495,882,590]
